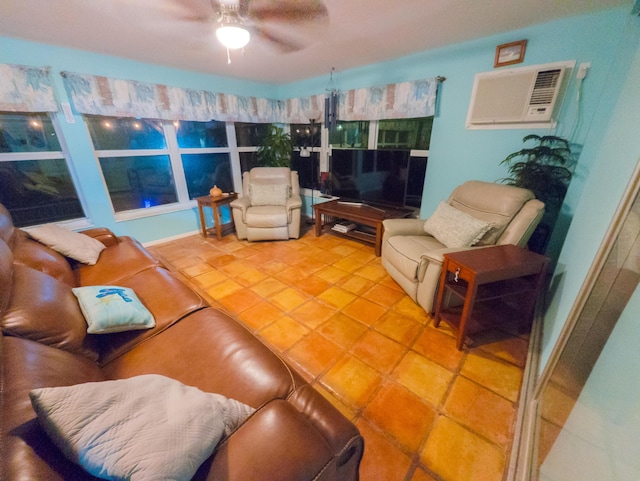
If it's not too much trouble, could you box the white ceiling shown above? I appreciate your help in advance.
[0,0,627,84]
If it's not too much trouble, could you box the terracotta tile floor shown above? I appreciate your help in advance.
[148,224,529,481]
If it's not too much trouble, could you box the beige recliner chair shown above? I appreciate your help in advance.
[230,167,302,241]
[381,180,545,314]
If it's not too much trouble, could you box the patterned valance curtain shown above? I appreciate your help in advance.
[0,64,58,112]
[338,78,440,121]
[61,71,440,123]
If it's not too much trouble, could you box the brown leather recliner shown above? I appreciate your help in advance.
[381,180,545,314]
[230,167,302,241]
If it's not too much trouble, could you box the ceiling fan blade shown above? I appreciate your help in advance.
[248,0,328,23]
[254,26,304,53]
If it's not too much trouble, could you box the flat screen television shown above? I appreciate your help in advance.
[329,149,427,209]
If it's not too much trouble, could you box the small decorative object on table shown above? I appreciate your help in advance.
[209,185,223,197]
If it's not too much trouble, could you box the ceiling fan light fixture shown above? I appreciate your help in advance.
[216,25,250,49]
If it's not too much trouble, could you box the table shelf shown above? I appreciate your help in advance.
[313,200,413,256]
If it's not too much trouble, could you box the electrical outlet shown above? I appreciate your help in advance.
[577,62,591,79]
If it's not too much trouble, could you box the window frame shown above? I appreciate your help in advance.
[85,115,432,222]
[0,113,91,229]
[87,118,239,222]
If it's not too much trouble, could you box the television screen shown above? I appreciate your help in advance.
[329,149,427,209]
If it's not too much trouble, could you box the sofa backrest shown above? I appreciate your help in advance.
[0,240,13,319]
[242,167,300,197]
[0,204,76,286]
[448,180,545,247]
[0,236,99,361]
[0,204,15,245]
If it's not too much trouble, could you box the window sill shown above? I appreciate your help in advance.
[114,201,195,222]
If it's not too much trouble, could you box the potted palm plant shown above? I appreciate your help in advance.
[499,134,573,253]
[256,125,292,167]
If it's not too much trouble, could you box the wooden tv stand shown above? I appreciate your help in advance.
[313,199,414,256]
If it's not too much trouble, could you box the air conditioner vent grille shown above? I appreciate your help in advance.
[529,69,562,105]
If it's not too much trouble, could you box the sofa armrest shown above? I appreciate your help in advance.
[286,194,302,222]
[230,196,251,223]
[80,228,120,247]
[286,194,302,210]
[382,218,426,239]
[420,244,494,266]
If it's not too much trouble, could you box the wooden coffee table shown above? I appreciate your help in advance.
[313,200,414,256]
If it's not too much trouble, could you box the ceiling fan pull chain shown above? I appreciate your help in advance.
[227,48,231,64]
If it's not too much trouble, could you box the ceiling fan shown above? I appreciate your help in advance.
[177,0,329,59]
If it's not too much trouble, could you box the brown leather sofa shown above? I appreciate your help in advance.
[0,204,363,481]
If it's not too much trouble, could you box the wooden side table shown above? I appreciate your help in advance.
[196,193,238,240]
[433,244,549,350]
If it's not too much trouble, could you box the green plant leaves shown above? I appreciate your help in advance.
[256,125,292,167]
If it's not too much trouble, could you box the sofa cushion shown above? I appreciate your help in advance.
[1,335,106,481]
[30,374,254,481]
[424,201,491,248]
[72,286,156,334]
[246,205,289,227]
[96,266,206,365]
[73,238,160,286]
[11,231,76,286]
[101,308,297,408]
[2,265,98,360]
[27,224,106,265]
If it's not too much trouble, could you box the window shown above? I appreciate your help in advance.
[291,122,320,190]
[377,117,433,150]
[328,121,369,149]
[235,122,273,173]
[175,120,232,199]
[0,113,85,227]
[327,117,433,209]
[86,116,233,215]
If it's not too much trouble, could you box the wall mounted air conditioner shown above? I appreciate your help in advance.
[466,60,575,129]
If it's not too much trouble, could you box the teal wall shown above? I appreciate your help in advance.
[540,31,640,369]
[1,6,639,371]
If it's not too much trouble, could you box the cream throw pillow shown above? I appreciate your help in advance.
[249,182,290,206]
[30,374,255,481]
[27,224,106,265]
[424,201,491,248]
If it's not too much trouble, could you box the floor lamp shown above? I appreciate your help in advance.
[304,109,322,224]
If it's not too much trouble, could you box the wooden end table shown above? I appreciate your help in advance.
[196,193,238,240]
[433,244,549,350]
[313,200,414,256]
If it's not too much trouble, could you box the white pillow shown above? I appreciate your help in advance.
[249,182,290,206]
[30,374,255,481]
[424,201,491,248]
[27,224,106,265]
[72,286,156,334]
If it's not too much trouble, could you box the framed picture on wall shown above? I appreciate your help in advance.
[494,40,527,68]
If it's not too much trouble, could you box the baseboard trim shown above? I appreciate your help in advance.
[141,229,200,247]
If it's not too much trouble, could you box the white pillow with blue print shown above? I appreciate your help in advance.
[72,286,155,334]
